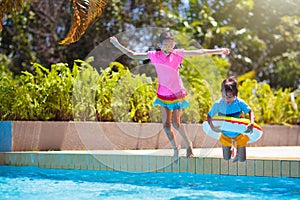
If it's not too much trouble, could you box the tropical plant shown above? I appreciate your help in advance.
[73,58,98,121]
[95,61,160,123]
[0,0,108,44]
[0,58,17,120]
[95,61,128,122]
[238,79,299,125]
[1,0,300,89]
[0,61,76,121]
[0,59,299,125]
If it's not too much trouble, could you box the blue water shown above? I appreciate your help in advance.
[0,166,299,200]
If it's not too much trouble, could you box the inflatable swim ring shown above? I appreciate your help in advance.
[202,116,263,143]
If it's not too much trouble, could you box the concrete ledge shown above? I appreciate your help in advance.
[0,121,299,151]
[1,147,299,178]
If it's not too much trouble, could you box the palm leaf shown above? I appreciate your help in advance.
[0,0,108,45]
[59,0,108,45]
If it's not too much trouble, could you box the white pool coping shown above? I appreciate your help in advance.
[21,146,300,160]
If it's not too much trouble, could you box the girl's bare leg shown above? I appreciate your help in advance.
[172,109,194,158]
[162,107,179,163]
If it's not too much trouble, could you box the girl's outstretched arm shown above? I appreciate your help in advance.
[110,36,148,60]
[184,48,230,57]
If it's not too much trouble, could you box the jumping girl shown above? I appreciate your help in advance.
[110,31,230,162]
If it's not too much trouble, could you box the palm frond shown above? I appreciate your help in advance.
[0,0,34,30]
[59,0,108,45]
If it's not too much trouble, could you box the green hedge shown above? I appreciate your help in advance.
[0,59,299,125]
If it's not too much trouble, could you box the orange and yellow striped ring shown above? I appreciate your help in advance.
[202,116,263,143]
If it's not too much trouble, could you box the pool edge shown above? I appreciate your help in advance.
[0,150,299,178]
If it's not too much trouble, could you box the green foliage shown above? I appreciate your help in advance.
[237,71,256,83]
[181,78,212,123]
[95,61,160,123]
[0,62,17,120]
[0,59,299,125]
[95,61,130,122]
[73,59,98,121]
[2,0,300,89]
[179,0,300,89]
[238,79,299,125]
[0,61,75,121]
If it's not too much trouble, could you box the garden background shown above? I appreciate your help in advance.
[0,0,299,125]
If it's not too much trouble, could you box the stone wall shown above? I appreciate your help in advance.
[0,121,299,151]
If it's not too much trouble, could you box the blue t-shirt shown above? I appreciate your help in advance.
[208,97,251,138]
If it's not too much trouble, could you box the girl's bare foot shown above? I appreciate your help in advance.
[186,146,194,158]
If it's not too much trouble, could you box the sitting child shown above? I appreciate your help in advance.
[206,76,255,162]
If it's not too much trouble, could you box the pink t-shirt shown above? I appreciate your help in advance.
[148,49,186,98]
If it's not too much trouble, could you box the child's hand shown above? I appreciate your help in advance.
[222,48,230,55]
[245,123,254,133]
[110,36,119,47]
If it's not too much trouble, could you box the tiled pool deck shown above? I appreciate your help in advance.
[1,146,299,178]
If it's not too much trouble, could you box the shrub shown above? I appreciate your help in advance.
[238,79,299,125]
[0,59,299,125]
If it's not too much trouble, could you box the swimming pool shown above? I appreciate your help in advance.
[0,166,299,200]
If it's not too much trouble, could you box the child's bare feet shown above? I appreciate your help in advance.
[186,146,194,158]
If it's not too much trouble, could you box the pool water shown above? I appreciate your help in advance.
[0,166,299,200]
